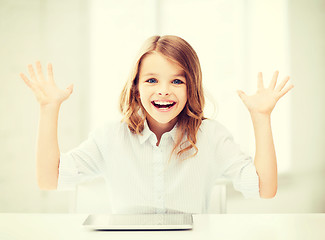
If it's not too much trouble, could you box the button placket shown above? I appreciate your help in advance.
[153,145,165,211]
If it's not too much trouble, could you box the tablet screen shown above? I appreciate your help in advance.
[83,214,193,230]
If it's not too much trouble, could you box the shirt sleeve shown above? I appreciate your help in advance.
[57,131,105,191]
[215,125,260,199]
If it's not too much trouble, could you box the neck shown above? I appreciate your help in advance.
[146,116,177,146]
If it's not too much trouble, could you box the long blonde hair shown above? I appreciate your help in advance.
[120,35,205,160]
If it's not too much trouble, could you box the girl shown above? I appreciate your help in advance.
[20,35,294,214]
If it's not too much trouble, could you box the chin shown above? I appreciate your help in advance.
[151,115,178,125]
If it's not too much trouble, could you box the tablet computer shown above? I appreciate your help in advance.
[82,214,193,230]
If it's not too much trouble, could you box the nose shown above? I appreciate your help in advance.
[157,83,170,96]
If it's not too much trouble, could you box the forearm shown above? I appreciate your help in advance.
[251,113,277,198]
[36,104,61,190]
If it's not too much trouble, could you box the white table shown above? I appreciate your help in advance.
[0,213,324,240]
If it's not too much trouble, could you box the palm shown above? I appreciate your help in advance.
[20,61,73,106]
[237,71,294,115]
[35,79,70,105]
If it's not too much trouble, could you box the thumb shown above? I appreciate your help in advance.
[237,90,247,101]
[66,84,74,94]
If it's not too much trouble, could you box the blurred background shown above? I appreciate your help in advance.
[0,0,324,213]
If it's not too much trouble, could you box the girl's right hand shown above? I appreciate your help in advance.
[20,61,73,107]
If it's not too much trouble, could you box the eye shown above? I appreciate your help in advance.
[172,79,184,85]
[146,78,157,83]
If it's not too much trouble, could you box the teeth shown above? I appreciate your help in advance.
[153,101,175,105]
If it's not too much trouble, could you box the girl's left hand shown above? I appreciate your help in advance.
[237,71,294,116]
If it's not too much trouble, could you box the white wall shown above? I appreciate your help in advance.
[0,0,89,212]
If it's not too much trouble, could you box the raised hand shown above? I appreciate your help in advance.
[237,71,294,116]
[20,61,73,107]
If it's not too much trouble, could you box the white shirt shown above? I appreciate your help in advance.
[58,119,260,214]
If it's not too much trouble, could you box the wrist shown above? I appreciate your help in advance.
[40,103,61,112]
[250,111,271,123]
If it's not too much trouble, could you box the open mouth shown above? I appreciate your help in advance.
[151,100,176,110]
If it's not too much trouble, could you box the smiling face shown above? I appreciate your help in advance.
[137,51,187,130]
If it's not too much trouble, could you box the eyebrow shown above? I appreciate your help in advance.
[143,72,185,77]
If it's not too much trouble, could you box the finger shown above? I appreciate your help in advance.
[47,63,55,84]
[20,72,43,94]
[257,72,264,90]
[268,70,279,90]
[20,73,31,87]
[275,76,290,92]
[66,84,74,94]
[36,61,46,82]
[237,90,247,102]
[28,64,38,82]
[278,84,294,99]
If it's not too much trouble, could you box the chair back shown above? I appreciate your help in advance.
[207,179,227,214]
[70,177,111,214]
[71,178,227,214]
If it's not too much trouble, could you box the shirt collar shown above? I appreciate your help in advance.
[138,119,178,145]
